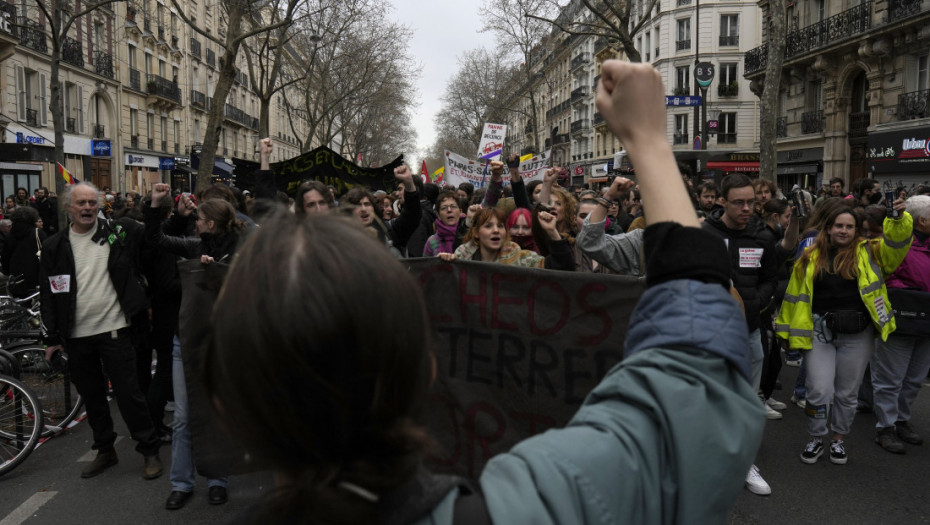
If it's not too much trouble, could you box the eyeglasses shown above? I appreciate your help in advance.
[728,199,756,209]
[439,204,460,212]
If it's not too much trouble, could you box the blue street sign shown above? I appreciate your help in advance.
[159,157,176,170]
[91,139,111,156]
[665,96,702,106]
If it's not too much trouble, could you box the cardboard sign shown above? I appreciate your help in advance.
[406,258,645,479]
[477,123,507,161]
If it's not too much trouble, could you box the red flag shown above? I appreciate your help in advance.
[420,160,430,183]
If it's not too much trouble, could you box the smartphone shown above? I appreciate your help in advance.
[791,191,808,218]
[885,190,899,218]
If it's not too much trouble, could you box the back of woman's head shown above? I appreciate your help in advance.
[205,212,433,500]
[198,199,242,235]
[10,205,39,226]
[762,198,788,217]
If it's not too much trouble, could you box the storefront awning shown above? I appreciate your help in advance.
[705,161,760,172]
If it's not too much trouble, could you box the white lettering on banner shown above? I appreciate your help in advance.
[49,274,71,293]
[738,248,763,268]
[874,296,889,324]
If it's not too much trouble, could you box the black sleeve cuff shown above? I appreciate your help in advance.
[644,222,730,289]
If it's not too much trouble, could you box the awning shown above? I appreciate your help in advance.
[190,155,234,177]
[0,162,43,171]
[706,161,760,172]
[776,163,820,175]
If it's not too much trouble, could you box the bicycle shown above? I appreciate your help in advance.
[0,369,44,477]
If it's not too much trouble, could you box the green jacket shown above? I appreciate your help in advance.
[775,213,913,350]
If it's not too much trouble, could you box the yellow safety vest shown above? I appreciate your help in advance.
[775,213,913,350]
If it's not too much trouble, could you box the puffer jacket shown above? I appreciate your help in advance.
[702,210,778,331]
[775,213,913,350]
[886,230,930,292]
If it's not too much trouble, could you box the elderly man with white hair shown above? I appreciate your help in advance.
[872,194,930,454]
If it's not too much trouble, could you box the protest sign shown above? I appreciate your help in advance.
[444,150,487,189]
[405,258,645,479]
[233,145,403,196]
[510,150,551,186]
[477,123,507,160]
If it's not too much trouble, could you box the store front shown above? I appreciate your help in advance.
[125,153,162,194]
[1,124,89,192]
[706,152,761,177]
[776,147,823,193]
[868,127,930,194]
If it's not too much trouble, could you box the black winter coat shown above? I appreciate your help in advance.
[2,223,46,297]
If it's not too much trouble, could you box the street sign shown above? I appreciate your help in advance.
[696,62,715,88]
[693,136,703,150]
[707,120,719,135]
[665,96,702,106]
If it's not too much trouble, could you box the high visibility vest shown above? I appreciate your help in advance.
[775,213,913,350]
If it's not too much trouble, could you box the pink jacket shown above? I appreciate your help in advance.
[886,233,930,292]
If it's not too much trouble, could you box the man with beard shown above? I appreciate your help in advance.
[30,187,58,235]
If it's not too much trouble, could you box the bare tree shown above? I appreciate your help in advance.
[526,0,659,63]
[169,0,304,190]
[755,0,787,182]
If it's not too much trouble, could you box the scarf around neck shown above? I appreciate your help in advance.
[434,218,459,254]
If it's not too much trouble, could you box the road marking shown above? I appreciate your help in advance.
[76,436,123,462]
[0,492,57,525]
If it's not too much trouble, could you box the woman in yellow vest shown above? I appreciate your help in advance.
[777,200,911,466]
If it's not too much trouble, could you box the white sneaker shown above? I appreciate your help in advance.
[790,394,807,409]
[766,397,787,410]
[765,403,783,420]
[785,358,802,367]
[745,464,772,496]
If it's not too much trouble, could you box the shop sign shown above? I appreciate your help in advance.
[15,132,45,145]
[868,128,930,174]
[777,148,822,164]
[159,157,176,170]
[91,140,111,156]
[126,153,159,168]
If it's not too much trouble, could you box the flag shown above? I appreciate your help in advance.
[420,160,430,183]
[433,167,444,186]
[58,162,78,185]
[519,153,533,163]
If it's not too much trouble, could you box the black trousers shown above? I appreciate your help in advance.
[68,329,160,457]
[137,295,179,429]
[760,323,783,399]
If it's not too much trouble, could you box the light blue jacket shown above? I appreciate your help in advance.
[414,278,765,524]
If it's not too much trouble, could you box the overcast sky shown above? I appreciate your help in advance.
[389,1,488,162]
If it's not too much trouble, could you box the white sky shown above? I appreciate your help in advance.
[389,1,487,163]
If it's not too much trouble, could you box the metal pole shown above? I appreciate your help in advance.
[692,0,700,147]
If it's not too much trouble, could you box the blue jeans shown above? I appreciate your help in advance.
[871,333,930,430]
[794,358,807,400]
[748,329,764,392]
[170,335,227,492]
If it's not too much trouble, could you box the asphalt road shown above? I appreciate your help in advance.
[3,363,930,524]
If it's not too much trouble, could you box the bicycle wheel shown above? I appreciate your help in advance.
[9,345,83,437]
[0,375,43,477]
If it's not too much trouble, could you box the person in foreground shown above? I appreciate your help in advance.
[203,61,765,524]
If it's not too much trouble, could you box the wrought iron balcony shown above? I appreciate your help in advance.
[801,110,824,134]
[718,82,739,97]
[786,3,871,59]
[717,132,737,144]
[524,123,533,134]
[19,17,47,53]
[570,53,589,70]
[888,0,922,22]
[131,135,139,148]
[147,138,154,149]
[719,35,739,46]
[571,119,591,134]
[676,39,691,51]
[673,86,690,96]
[26,109,38,126]
[62,37,83,67]
[593,112,605,126]
[161,140,167,151]
[553,133,570,145]
[849,111,870,138]
[191,90,206,110]
[130,68,141,91]
[66,118,76,133]
[94,124,105,138]
[673,132,690,145]
[190,38,201,59]
[593,74,601,91]
[171,35,179,49]
[206,49,216,67]
[146,74,181,104]
[744,44,767,74]
[94,51,114,79]
[897,89,929,120]
[224,103,254,128]
[776,116,787,138]
[571,85,589,103]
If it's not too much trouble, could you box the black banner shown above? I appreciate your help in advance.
[406,258,645,479]
[234,146,404,196]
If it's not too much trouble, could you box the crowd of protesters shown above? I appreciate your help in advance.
[3,58,926,522]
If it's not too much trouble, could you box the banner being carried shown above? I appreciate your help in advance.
[477,123,507,161]
[445,150,552,189]
[234,145,403,196]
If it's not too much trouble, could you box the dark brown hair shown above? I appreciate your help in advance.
[295,181,335,217]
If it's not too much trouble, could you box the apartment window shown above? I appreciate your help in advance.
[719,63,738,96]
[159,59,166,77]
[145,53,152,75]
[161,116,168,148]
[717,112,736,144]
[645,33,651,61]
[918,54,928,91]
[15,66,46,125]
[674,114,689,144]
[675,66,690,95]
[194,119,200,141]
[815,0,825,22]
[719,15,739,46]
[128,46,136,69]
[130,109,138,137]
[62,82,84,133]
[676,18,691,50]
[807,80,823,111]
[147,113,154,144]
[94,21,104,54]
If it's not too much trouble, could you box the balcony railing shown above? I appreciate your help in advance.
[524,123,533,134]
[570,53,589,70]
[571,85,589,103]
[776,117,787,138]
[61,37,84,67]
[719,35,739,46]
[161,140,167,151]
[94,51,114,79]
[190,38,201,59]
[191,90,206,109]
[718,82,738,97]
[571,119,591,134]
[25,108,37,126]
[593,112,605,126]
[673,132,690,144]
[673,86,690,96]
[888,0,922,22]
[545,101,571,119]
[131,136,139,148]
[206,49,216,67]
[717,132,737,144]
[676,39,691,51]
[146,74,182,104]
[129,68,141,91]
[19,17,47,53]
[849,111,870,138]
[66,118,76,133]
[678,0,691,5]
[94,124,105,138]
[801,110,824,134]
[147,138,154,149]
[553,133,570,145]
[897,89,929,120]
[745,45,767,74]
[224,103,255,128]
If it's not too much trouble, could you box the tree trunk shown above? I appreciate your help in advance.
[759,0,786,183]
[258,97,271,139]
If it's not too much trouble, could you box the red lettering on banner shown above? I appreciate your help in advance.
[527,280,570,335]
[491,273,525,330]
[459,269,488,326]
[464,401,506,478]
[417,264,453,323]
[576,283,613,346]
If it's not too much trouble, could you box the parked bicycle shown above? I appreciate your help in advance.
[0,349,43,477]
